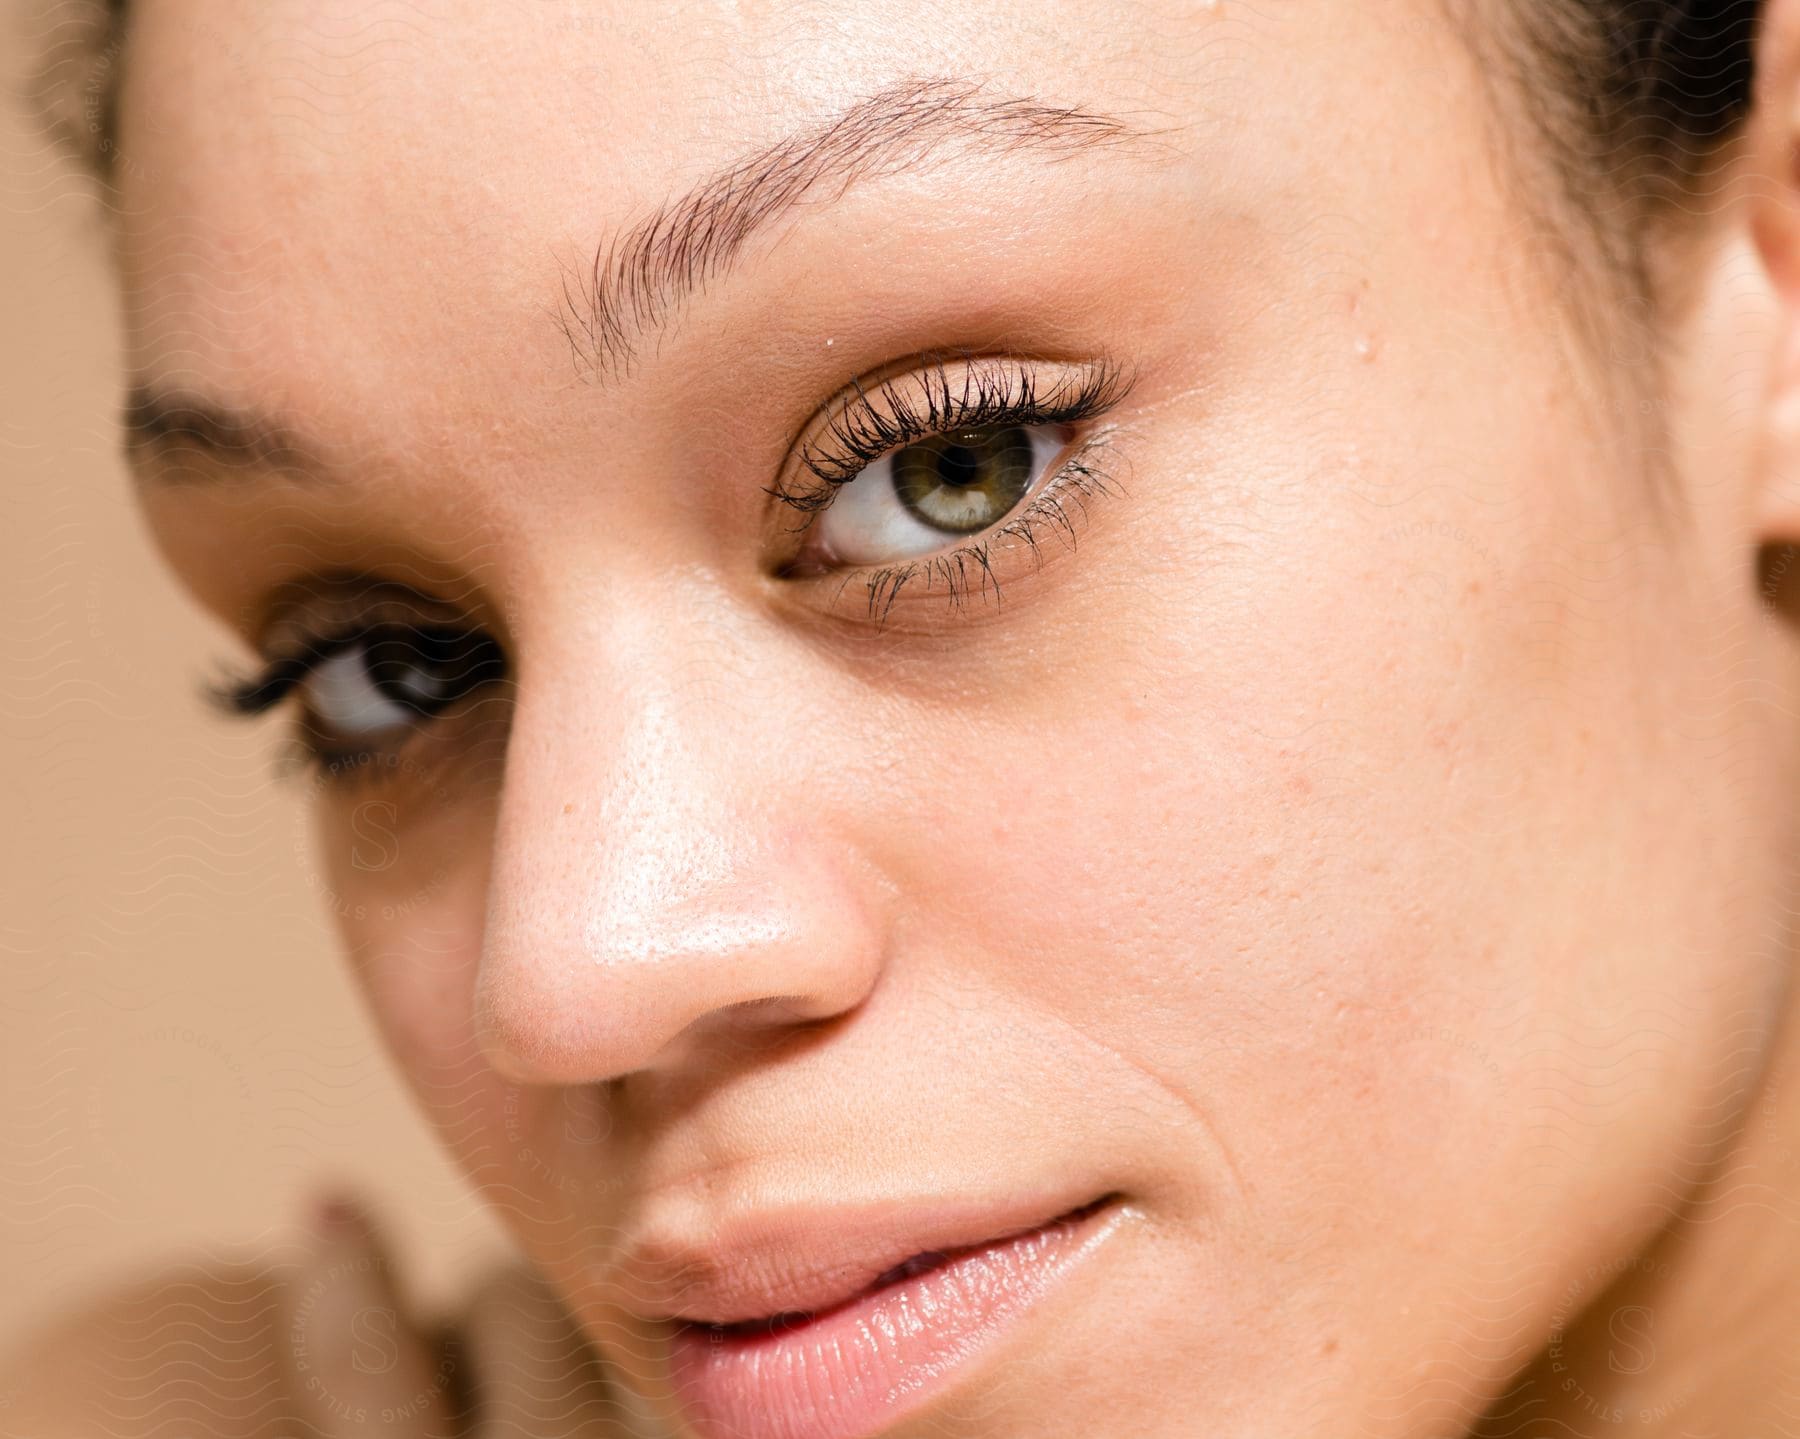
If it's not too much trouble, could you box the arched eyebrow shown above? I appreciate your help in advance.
[554,75,1168,383]
[124,77,1168,486]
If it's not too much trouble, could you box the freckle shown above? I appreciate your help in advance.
[563,803,574,815]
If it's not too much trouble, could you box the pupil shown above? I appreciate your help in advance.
[937,439,984,488]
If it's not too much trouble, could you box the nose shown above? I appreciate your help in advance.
[473,621,888,1087]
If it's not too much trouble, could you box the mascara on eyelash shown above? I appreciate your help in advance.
[765,352,1134,519]
[208,625,507,720]
[849,432,1129,629]
[209,642,338,718]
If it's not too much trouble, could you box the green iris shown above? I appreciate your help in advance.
[891,426,1035,535]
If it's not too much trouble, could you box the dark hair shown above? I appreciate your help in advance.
[1567,2,1758,166]
[1438,0,1753,354]
[1519,0,1760,229]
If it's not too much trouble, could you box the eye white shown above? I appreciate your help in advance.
[299,645,415,738]
[814,425,1063,567]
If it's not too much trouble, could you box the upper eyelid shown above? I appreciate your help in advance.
[248,580,477,660]
[811,353,1122,462]
[213,630,357,718]
[217,614,497,719]
[772,352,1133,515]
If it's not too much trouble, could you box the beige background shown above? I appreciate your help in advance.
[0,12,508,1355]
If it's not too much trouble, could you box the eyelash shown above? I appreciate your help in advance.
[212,624,505,785]
[766,354,1132,625]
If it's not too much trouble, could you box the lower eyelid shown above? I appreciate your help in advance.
[840,432,1127,627]
[295,686,509,793]
[806,421,1084,568]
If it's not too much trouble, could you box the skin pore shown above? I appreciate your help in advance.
[20,0,1800,1434]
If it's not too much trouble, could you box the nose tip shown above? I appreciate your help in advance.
[472,608,891,1090]
[474,820,887,1087]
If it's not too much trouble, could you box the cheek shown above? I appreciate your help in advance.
[314,790,508,1159]
[909,425,1741,1363]
[317,783,627,1234]
[936,602,1484,1178]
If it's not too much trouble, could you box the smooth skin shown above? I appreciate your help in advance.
[12,0,1800,1434]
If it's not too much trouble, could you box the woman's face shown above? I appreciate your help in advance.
[118,0,1799,1434]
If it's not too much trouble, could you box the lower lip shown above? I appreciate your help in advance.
[664,1199,1117,1439]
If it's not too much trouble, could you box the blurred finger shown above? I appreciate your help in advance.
[460,1264,643,1438]
[278,1192,464,1438]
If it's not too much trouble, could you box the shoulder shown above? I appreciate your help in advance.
[0,1259,288,1439]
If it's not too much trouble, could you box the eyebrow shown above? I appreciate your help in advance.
[555,75,1164,382]
[127,77,1163,484]
[122,387,333,482]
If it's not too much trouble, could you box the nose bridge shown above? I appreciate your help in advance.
[582,682,790,968]
[476,601,883,1085]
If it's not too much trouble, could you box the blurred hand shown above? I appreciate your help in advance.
[281,1194,656,1439]
[0,1191,663,1439]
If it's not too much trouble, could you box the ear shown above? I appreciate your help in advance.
[1745,0,1800,556]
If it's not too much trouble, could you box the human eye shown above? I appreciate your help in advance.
[767,352,1134,625]
[214,581,507,784]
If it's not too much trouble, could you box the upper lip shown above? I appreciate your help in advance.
[611,1190,1117,1327]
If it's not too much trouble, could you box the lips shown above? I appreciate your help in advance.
[617,1192,1124,1439]
[619,1191,1119,1326]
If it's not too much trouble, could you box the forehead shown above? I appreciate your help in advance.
[113,0,1480,459]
